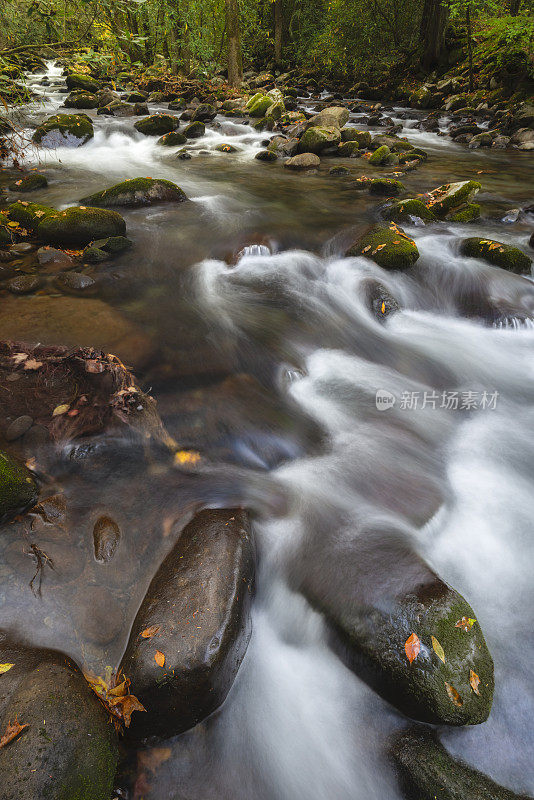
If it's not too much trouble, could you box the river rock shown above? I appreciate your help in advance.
[337,140,361,157]
[298,125,341,154]
[37,206,126,246]
[301,530,494,725]
[268,136,299,157]
[64,90,99,109]
[6,201,57,232]
[6,274,43,294]
[391,728,531,800]
[93,515,121,563]
[384,198,436,223]
[284,153,321,170]
[192,103,217,122]
[0,634,118,800]
[65,72,100,92]
[255,149,278,162]
[246,93,274,117]
[119,508,255,739]
[368,178,405,196]
[0,449,38,522]
[184,120,206,138]
[81,177,187,208]
[8,173,48,192]
[362,278,400,321]
[157,130,187,146]
[134,114,180,136]
[5,415,33,442]
[91,235,132,255]
[311,106,350,128]
[54,271,97,295]
[460,238,532,274]
[37,246,75,270]
[368,144,391,165]
[347,224,420,270]
[426,180,481,218]
[32,113,94,147]
[215,143,240,152]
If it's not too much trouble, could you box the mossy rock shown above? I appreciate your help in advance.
[184,120,206,138]
[215,143,240,153]
[329,165,350,176]
[0,214,12,246]
[337,140,361,157]
[299,125,341,154]
[247,94,274,117]
[157,130,187,146]
[384,198,436,223]
[341,128,371,147]
[369,178,405,196]
[460,238,532,274]
[368,145,391,165]
[427,180,481,218]
[64,91,99,109]
[91,235,132,255]
[80,178,187,208]
[391,728,530,800]
[134,114,179,136]
[347,224,420,270]
[449,203,481,223]
[65,72,100,92]
[0,449,38,523]
[255,149,278,162]
[7,201,57,232]
[37,206,126,247]
[32,113,94,148]
[9,173,48,192]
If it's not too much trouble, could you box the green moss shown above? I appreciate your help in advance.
[65,73,99,92]
[369,178,405,196]
[299,125,341,154]
[0,212,12,245]
[0,449,38,523]
[460,237,532,274]
[449,203,481,223]
[247,94,274,117]
[64,91,99,109]
[157,130,187,146]
[337,140,361,157]
[7,201,57,232]
[215,143,240,152]
[184,120,206,138]
[37,206,126,246]
[9,173,48,192]
[80,177,187,208]
[428,180,482,218]
[32,114,94,147]
[368,144,390,165]
[347,224,419,270]
[384,198,436,223]
[134,114,179,136]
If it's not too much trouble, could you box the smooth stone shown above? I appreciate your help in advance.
[5,415,33,442]
[93,516,121,563]
[6,274,43,294]
[54,271,97,295]
[284,153,320,170]
[10,242,36,254]
[37,246,74,270]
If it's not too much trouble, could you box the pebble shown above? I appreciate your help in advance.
[5,415,34,441]
[37,246,74,270]
[93,516,121,563]
[7,274,43,294]
[54,272,96,294]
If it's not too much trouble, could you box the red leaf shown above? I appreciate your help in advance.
[405,633,421,664]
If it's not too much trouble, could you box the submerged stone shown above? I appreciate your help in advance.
[157,130,187,146]
[37,206,126,246]
[8,173,48,192]
[184,120,206,138]
[384,198,436,223]
[81,177,187,208]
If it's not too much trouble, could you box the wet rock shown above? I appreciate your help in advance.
[64,90,99,109]
[6,201,57,232]
[362,278,400,321]
[81,177,187,208]
[246,93,274,117]
[32,113,94,148]
[255,149,278,162]
[73,585,123,644]
[347,224,419,270]
[134,114,180,136]
[215,143,240,153]
[54,271,97,295]
[0,449,38,522]
[311,106,350,128]
[8,173,48,192]
[192,103,217,122]
[5,416,33,442]
[284,153,321,171]
[9,242,35,254]
[6,274,43,294]
[390,728,530,800]
[177,149,192,159]
[460,238,532,274]
[342,128,371,147]
[120,508,254,739]
[368,144,391,165]
[91,235,132,255]
[301,531,494,725]
[426,180,481,218]
[157,130,187,146]
[37,246,74,270]
[368,178,405,196]
[98,100,137,117]
[93,515,121,563]
[268,135,299,157]
[298,125,341,154]
[184,120,206,138]
[449,203,481,223]
[337,140,362,157]
[37,206,126,246]
[123,91,148,102]
[82,245,108,263]
[329,166,350,176]
[384,198,436,224]
[0,634,118,800]
[469,131,493,149]
[65,72,100,92]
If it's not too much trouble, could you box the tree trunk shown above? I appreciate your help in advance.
[466,2,474,92]
[274,0,283,69]
[420,0,448,71]
[225,0,242,87]
[509,0,521,14]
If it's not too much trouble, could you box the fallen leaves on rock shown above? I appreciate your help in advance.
[431,635,445,663]
[445,682,463,707]
[84,669,145,730]
[174,449,201,466]
[141,625,161,639]
[455,616,476,632]
[405,632,421,664]
[52,403,70,417]
[0,663,14,675]
[469,669,481,696]
[154,650,165,668]
[0,717,29,749]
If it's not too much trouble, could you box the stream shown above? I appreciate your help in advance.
[1,61,534,798]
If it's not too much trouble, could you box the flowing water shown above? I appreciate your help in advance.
[1,62,534,798]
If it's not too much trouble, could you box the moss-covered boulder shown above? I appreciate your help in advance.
[337,140,362,157]
[0,634,118,800]
[368,144,391,165]
[37,206,126,247]
[298,125,341,154]
[369,178,405,196]
[384,198,437,223]
[157,130,187,146]
[449,203,481,223]
[134,114,179,136]
[191,103,217,122]
[246,93,274,118]
[0,449,38,523]
[91,235,132,255]
[347,224,420,270]
[65,72,100,92]
[8,173,48,192]
[32,113,94,148]
[255,149,278,162]
[184,120,206,138]
[6,201,57,232]
[80,177,187,208]
[427,180,481,218]
[460,238,532,274]
[342,128,372,147]
[0,214,11,246]
[391,728,530,800]
[64,90,99,109]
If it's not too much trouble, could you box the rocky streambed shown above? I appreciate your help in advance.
[0,61,533,800]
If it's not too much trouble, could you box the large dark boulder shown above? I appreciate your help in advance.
[134,114,180,136]
[120,508,255,739]
[300,530,494,726]
[391,728,531,800]
[65,72,100,92]
[80,177,187,208]
[32,113,94,148]
[460,238,532,274]
[346,224,419,270]
[37,206,126,246]
[0,633,118,800]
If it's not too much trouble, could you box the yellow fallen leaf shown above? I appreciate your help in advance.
[431,636,445,663]
[23,359,43,370]
[174,450,201,466]
[52,403,70,416]
[0,664,14,675]
[154,650,165,667]
[469,669,481,695]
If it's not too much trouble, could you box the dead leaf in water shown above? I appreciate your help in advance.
[405,633,421,664]
[138,746,172,773]
[445,682,463,707]
[154,650,165,668]
[0,717,28,749]
[469,669,481,696]
[141,625,161,639]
